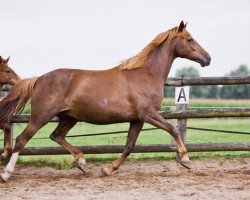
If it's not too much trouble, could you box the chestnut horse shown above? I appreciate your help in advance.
[0,21,210,182]
[0,56,21,162]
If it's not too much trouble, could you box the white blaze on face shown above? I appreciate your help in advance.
[1,152,19,182]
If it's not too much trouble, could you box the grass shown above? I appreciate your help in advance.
[187,118,250,143]
[1,98,250,168]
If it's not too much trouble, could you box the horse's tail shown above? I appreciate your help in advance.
[0,77,38,123]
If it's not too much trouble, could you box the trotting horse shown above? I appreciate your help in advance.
[0,56,21,162]
[0,21,210,182]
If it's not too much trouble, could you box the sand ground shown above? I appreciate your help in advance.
[0,157,249,200]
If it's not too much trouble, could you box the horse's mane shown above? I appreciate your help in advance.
[119,26,185,70]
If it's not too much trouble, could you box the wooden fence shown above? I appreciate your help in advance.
[1,76,250,155]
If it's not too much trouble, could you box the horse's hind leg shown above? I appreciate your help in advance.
[141,109,191,169]
[50,117,86,173]
[0,123,12,164]
[101,121,144,176]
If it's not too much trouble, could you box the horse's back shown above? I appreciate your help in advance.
[31,68,137,124]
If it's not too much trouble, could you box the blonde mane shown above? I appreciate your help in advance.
[119,26,185,70]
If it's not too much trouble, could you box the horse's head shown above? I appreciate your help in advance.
[0,56,21,86]
[173,21,211,67]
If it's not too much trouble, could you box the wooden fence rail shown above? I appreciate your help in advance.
[5,143,249,156]
[12,108,250,123]
[165,75,250,86]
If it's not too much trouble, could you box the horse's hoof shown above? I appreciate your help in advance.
[100,167,112,177]
[180,160,192,169]
[77,163,87,174]
[77,165,86,174]
[175,154,181,163]
[0,175,6,183]
[0,173,9,183]
[76,158,86,174]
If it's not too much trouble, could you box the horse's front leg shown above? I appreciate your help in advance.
[0,123,12,164]
[101,121,144,176]
[141,109,191,169]
[1,121,41,182]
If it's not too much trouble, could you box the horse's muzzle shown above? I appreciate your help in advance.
[200,54,211,67]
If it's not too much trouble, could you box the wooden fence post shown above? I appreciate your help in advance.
[174,80,189,161]
[170,106,177,145]
[177,103,187,143]
[172,103,187,162]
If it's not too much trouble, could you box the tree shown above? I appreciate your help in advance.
[164,66,200,98]
[202,85,219,98]
[164,66,219,98]
[177,67,204,98]
[164,85,175,98]
[220,65,250,99]
[175,66,200,77]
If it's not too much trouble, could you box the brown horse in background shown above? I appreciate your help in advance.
[0,21,210,182]
[0,56,21,162]
[0,57,20,89]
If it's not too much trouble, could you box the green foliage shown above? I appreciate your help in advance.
[22,104,31,114]
[176,66,200,77]
[165,66,219,98]
[164,86,174,97]
[220,65,250,99]
[228,65,249,76]
[165,65,250,99]
[177,66,204,98]
[18,155,75,170]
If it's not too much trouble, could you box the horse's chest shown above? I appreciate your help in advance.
[144,88,164,108]
[150,95,164,110]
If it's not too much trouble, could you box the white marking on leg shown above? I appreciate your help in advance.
[1,152,19,182]
[77,158,86,166]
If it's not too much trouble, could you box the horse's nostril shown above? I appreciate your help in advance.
[208,55,211,63]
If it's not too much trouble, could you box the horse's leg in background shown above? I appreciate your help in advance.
[141,109,191,168]
[0,123,12,163]
[101,121,144,176]
[0,119,47,182]
[50,117,86,173]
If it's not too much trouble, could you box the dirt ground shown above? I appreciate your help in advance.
[0,157,249,200]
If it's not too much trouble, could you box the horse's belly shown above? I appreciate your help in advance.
[66,102,137,124]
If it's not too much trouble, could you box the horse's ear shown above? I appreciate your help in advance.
[0,56,2,64]
[184,22,188,28]
[178,21,185,33]
[6,56,10,63]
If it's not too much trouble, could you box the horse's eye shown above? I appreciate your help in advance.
[187,38,193,42]
[4,69,10,73]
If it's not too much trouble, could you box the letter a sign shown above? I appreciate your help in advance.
[175,86,189,104]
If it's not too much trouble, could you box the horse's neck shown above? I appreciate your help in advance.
[145,43,176,84]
